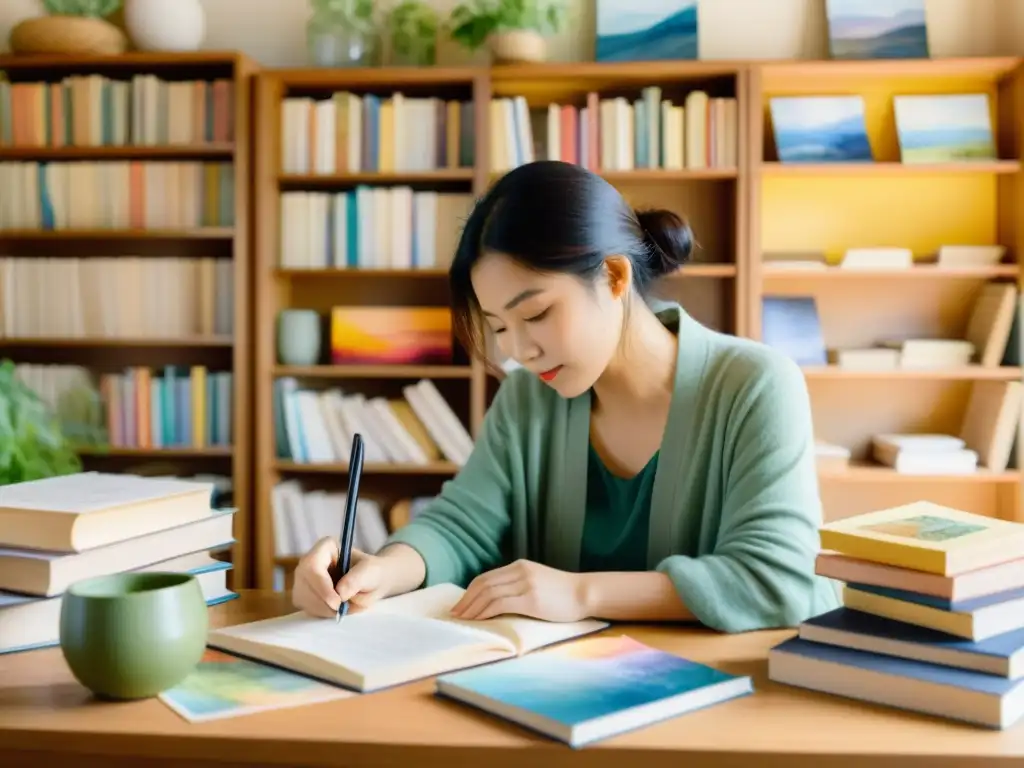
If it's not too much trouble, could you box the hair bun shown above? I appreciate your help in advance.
[635,208,694,276]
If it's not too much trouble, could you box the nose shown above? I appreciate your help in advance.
[508,325,540,363]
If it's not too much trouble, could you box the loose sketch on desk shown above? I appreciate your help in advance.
[159,649,354,723]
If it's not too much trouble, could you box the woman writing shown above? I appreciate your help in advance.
[292,160,840,632]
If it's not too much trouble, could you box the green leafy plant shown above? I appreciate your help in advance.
[447,0,564,51]
[388,0,439,65]
[311,0,375,31]
[43,0,122,17]
[0,359,82,485]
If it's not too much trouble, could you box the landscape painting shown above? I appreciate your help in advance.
[770,96,873,163]
[894,93,997,163]
[825,0,929,59]
[595,0,697,62]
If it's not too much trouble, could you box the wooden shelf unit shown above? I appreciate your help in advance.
[252,62,748,589]
[0,51,257,588]
[749,56,1024,524]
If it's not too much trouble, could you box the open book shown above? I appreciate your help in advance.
[207,583,609,692]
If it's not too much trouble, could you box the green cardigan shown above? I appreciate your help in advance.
[386,303,841,632]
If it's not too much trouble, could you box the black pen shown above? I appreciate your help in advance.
[330,433,364,623]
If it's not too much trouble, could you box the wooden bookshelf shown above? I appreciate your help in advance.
[0,51,257,589]
[252,57,1024,590]
[750,56,1024,524]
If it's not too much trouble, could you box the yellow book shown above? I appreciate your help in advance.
[191,365,207,449]
[819,501,1024,576]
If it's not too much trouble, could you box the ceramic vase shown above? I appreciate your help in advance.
[125,0,206,52]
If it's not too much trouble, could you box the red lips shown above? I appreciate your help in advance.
[539,366,562,382]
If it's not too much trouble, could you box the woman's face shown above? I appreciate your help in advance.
[471,251,627,398]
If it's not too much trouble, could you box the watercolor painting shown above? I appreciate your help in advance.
[861,514,988,543]
[159,649,353,722]
[770,96,873,163]
[825,0,929,59]
[595,0,698,62]
[437,635,748,728]
[894,93,997,163]
[329,307,453,365]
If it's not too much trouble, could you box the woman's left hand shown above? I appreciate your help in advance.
[450,559,589,622]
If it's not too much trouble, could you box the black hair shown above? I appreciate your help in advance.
[449,160,694,361]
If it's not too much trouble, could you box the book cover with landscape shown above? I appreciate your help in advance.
[595,0,697,61]
[770,96,873,163]
[894,94,996,163]
[825,0,929,59]
[329,307,453,365]
[435,634,752,746]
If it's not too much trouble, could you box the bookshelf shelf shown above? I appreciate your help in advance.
[764,265,1021,279]
[752,56,1024,524]
[0,144,235,161]
[272,268,448,278]
[274,461,459,475]
[76,446,234,458]
[272,365,474,379]
[801,366,1022,381]
[0,51,257,589]
[761,161,1020,176]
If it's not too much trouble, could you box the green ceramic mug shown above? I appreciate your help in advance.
[59,571,209,700]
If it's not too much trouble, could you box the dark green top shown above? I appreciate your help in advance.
[579,442,659,572]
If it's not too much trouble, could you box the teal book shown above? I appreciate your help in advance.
[435,634,752,748]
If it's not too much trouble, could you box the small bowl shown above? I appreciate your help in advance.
[59,571,208,700]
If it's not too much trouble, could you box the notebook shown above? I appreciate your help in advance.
[207,583,609,692]
[435,634,753,747]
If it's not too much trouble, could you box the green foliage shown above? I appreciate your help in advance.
[0,359,82,486]
[310,0,375,28]
[447,0,564,51]
[388,0,439,65]
[43,0,122,18]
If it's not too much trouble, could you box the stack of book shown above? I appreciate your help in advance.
[768,501,1024,729]
[0,471,238,654]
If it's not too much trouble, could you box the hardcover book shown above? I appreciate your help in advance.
[435,634,753,747]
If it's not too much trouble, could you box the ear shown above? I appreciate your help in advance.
[603,255,632,299]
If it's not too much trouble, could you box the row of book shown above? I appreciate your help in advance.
[280,92,475,175]
[274,377,473,467]
[0,471,237,655]
[14,363,234,451]
[0,161,235,231]
[0,75,236,148]
[278,189,473,270]
[0,257,235,339]
[490,89,739,172]
[769,501,1024,729]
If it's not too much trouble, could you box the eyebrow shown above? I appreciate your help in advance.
[482,289,544,317]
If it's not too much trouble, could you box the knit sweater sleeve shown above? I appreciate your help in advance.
[383,378,519,588]
[656,352,828,632]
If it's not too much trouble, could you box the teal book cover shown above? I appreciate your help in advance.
[435,634,752,746]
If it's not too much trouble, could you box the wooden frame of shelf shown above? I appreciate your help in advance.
[0,51,258,588]
[749,56,1024,524]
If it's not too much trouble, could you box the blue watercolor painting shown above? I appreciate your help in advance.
[894,93,996,163]
[770,96,873,163]
[596,0,697,62]
[826,0,929,59]
[437,635,746,727]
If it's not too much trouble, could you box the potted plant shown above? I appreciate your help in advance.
[8,0,128,56]
[387,0,439,66]
[447,0,564,63]
[307,0,381,67]
[0,360,83,485]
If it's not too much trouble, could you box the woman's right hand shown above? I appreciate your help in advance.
[291,536,392,618]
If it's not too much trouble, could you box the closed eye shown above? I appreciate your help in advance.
[524,308,550,323]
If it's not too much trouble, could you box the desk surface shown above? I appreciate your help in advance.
[1,590,1022,768]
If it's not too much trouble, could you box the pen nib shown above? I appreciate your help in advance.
[335,613,341,625]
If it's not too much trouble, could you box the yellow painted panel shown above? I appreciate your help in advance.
[760,175,998,259]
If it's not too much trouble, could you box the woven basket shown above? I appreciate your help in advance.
[488,30,547,63]
[8,16,128,56]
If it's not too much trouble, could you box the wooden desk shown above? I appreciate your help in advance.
[1,590,1022,768]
